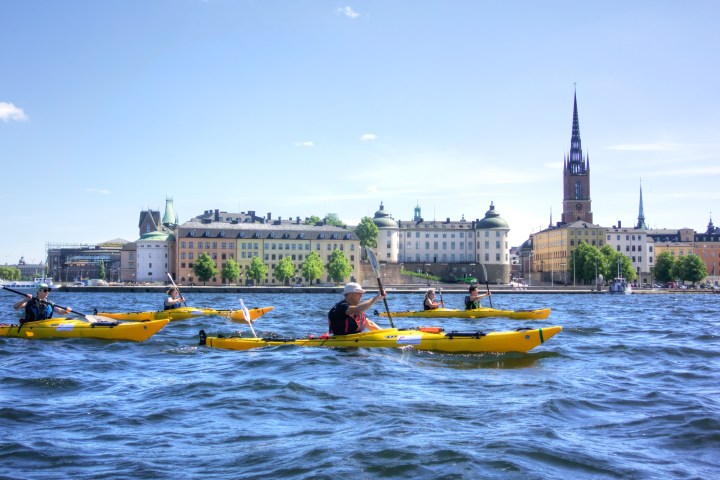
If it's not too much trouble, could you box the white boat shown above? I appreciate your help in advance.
[0,277,57,292]
[608,277,632,294]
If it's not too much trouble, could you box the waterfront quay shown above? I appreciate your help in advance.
[57,284,715,295]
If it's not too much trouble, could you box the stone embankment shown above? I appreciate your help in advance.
[57,284,717,295]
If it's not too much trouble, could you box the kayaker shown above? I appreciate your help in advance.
[164,288,185,310]
[464,285,491,310]
[328,282,385,335]
[13,283,72,323]
[423,289,443,310]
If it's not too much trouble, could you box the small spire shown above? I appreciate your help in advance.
[636,179,648,229]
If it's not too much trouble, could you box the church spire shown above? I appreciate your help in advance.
[567,89,588,175]
[636,180,648,229]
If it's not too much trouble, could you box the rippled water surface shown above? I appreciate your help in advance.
[1,291,718,479]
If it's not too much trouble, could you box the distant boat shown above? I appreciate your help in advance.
[608,277,632,294]
[0,277,57,292]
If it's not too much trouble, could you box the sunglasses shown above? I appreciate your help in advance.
[40,289,50,292]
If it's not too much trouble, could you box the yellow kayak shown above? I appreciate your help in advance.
[95,306,274,323]
[377,307,551,320]
[199,325,562,354]
[0,318,169,342]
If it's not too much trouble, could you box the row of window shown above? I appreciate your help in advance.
[608,234,646,241]
[180,241,236,249]
[397,231,505,238]
[404,253,506,262]
[401,241,504,250]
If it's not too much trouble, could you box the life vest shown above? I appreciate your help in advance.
[23,298,53,323]
[465,296,480,310]
[328,300,365,335]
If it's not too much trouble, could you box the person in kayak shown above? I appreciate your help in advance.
[465,285,491,310]
[423,289,443,310]
[13,283,72,323]
[164,288,185,310]
[328,282,385,335]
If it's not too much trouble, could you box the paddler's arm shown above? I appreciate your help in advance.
[13,294,32,310]
[346,291,387,316]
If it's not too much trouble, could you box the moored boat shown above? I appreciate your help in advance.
[0,277,57,292]
[608,278,632,294]
[376,307,551,320]
[199,325,562,354]
[95,306,274,323]
[0,318,169,342]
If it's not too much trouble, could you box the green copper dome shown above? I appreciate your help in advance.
[372,202,398,229]
[139,230,174,242]
[476,202,509,229]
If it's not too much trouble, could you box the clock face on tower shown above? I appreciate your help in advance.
[576,203,582,211]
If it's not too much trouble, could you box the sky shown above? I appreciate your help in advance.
[2,0,719,265]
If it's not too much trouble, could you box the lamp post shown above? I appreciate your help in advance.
[572,249,576,286]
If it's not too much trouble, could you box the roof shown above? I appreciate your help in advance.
[476,203,509,229]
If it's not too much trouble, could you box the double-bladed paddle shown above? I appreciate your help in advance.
[166,273,188,307]
[364,247,394,328]
[2,285,114,323]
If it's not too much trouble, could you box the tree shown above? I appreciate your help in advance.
[247,256,268,285]
[354,216,379,249]
[305,215,322,225]
[324,213,345,227]
[193,252,218,285]
[99,260,106,280]
[672,254,707,285]
[653,252,675,283]
[0,266,21,281]
[571,241,602,284]
[601,246,636,282]
[300,251,325,284]
[326,250,352,284]
[221,258,241,284]
[274,256,296,285]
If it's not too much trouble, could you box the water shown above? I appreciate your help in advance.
[1,291,718,479]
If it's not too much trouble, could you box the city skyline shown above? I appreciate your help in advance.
[2,1,719,264]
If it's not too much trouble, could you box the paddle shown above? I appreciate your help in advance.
[437,286,445,307]
[166,273,187,307]
[480,264,493,308]
[239,298,257,338]
[364,247,394,328]
[2,285,112,323]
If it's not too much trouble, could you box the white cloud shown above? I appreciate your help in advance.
[293,141,314,147]
[361,133,377,142]
[338,6,360,18]
[0,102,29,122]
[86,188,111,195]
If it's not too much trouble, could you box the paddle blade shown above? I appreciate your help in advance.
[239,298,251,322]
[239,298,257,338]
[365,247,380,277]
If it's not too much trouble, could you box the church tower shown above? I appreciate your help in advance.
[561,90,593,224]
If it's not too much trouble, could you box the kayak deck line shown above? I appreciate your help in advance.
[94,305,274,323]
[374,307,551,320]
[0,318,170,342]
[198,325,563,354]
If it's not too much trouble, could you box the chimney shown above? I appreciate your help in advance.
[618,220,622,228]
[215,209,219,221]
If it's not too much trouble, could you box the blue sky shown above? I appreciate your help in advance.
[2,1,719,266]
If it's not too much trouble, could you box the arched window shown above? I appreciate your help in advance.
[575,182,583,199]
